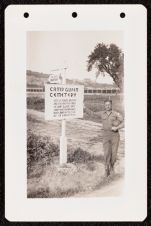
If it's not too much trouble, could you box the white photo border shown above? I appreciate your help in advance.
[5,4,147,222]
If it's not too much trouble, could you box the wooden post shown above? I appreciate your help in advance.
[60,68,67,165]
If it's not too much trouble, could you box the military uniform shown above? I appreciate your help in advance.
[101,111,123,175]
[85,108,123,175]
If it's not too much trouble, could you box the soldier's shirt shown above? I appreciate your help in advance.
[101,111,123,131]
[86,109,123,131]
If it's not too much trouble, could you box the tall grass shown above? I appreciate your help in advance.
[27,132,108,198]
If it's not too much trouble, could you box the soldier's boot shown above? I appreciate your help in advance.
[105,165,110,177]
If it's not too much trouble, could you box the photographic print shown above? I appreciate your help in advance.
[27,31,125,198]
[5,5,147,221]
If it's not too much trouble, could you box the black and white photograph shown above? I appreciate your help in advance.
[5,5,147,221]
[27,31,125,198]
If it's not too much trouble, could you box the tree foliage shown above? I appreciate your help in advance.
[87,43,124,90]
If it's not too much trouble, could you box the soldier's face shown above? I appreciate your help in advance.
[105,101,112,111]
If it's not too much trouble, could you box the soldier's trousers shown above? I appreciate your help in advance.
[103,131,120,170]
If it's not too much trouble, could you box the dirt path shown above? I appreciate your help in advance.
[27,109,103,151]
[74,177,124,197]
[27,109,124,155]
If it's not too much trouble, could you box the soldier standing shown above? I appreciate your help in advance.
[84,100,124,177]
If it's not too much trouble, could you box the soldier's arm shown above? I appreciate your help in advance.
[116,121,124,129]
[111,112,124,132]
[116,112,124,129]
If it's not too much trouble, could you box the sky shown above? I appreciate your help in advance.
[27,31,123,84]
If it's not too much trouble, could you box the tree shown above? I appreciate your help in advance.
[87,43,124,90]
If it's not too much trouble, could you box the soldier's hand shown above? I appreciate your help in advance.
[111,126,118,132]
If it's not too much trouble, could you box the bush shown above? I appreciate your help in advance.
[27,131,59,169]
[27,97,44,111]
[68,147,93,163]
[27,131,95,171]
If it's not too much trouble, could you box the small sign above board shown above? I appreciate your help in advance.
[48,73,62,84]
[45,84,84,120]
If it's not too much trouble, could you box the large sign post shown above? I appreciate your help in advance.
[45,74,84,165]
[45,85,84,120]
[60,72,66,165]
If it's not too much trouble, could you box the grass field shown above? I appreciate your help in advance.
[27,95,124,198]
